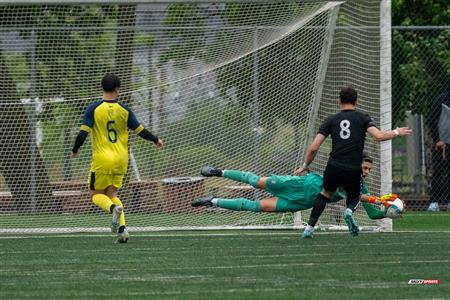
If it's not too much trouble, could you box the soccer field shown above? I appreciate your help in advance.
[1,212,449,299]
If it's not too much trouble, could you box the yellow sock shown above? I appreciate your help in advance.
[111,197,126,227]
[92,194,114,213]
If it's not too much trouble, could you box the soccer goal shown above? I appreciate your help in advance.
[0,0,392,233]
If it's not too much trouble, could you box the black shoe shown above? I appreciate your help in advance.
[201,166,223,177]
[192,195,214,207]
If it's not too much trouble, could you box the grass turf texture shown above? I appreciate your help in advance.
[1,212,449,299]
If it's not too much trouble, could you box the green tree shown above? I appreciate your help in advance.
[392,0,450,124]
[0,49,54,212]
[0,5,138,211]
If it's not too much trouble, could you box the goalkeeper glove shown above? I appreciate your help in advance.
[367,196,385,205]
[367,194,397,207]
[380,193,398,202]
[379,193,398,207]
[381,193,398,206]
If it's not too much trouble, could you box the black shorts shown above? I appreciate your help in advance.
[323,162,361,200]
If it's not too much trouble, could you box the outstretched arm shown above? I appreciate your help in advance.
[293,133,325,175]
[361,202,386,220]
[361,194,400,219]
[361,194,393,206]
[367,126,412,142]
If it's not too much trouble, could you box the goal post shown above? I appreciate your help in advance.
[378,0,393,232]
[0,0,391,233]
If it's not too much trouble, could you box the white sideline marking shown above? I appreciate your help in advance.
[131,259,450,271]
[396,230,450,233]
[4,260,440,273]
[0,232,301,239]
[404,213,449,217]
[0,225,384,234]
[0,230,448,239]
[126,288,287,296]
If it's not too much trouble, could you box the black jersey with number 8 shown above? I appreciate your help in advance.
[318,109,376,169]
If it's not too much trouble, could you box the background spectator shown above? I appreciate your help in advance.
[427,89,450,211]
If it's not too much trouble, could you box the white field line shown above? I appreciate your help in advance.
[0,251,381,258]
[0,232,315,239]
[3,260,446,273]
[125,288,288,296]
[0,225,385,234]
[124,283,450,296]
[403,213,450,217]
[103,259,450,271]
[396,230,450,233]
[0,230,449,239]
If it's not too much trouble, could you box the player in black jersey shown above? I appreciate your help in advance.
[295,87,411,238]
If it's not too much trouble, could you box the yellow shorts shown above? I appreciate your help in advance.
[87,172,124,191]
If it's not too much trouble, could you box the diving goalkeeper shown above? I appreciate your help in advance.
[71,73,164,243]
[192,155,400,224]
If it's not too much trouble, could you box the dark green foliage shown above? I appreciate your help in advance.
[392,29,450,123]
[392,0,450,124]
[392,0,450,26]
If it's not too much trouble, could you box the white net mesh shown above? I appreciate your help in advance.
[0,0,387,233]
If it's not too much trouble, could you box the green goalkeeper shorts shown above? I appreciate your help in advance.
[266,174,310,212]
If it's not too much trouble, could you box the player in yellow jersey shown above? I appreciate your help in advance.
[70,73,164,243]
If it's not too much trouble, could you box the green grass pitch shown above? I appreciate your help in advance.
[1,212,449,299]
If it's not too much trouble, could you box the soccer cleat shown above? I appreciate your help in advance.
[111,205,123,233]
[191,195,214,207]
[115,228,129,244]
[343,209,359,236]
[200,166,223,177]
[302,228,314,239]
[427,202,439,212]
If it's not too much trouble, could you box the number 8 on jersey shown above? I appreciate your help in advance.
[340,120,351,139]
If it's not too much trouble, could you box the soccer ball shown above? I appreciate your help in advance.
[385,198,405,219]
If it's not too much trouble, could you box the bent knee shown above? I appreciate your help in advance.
[259,198,277,212]
[257,177,268,189]
[321,190,334,199]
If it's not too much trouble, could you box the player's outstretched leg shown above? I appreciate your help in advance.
[343,208,359,236]
[192,195,214,207]
[201,166,261,188]
[192,196,261,212]
[201,166,223,177]
[111,205,123,234]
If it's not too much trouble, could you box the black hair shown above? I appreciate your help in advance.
[339,87,358,105]
[101,73,121,92]
[362,152,373,164]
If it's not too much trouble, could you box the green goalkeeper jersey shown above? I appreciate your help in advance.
[266,172,350,206]
[265,172,385,218]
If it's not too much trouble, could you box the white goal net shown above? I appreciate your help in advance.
[0,0,391,233]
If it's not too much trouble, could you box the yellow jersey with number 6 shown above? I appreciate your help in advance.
[80,100,144,174]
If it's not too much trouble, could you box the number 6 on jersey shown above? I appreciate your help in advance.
[106,120,117,143]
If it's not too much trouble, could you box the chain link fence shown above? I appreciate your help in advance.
[392,26,450,211]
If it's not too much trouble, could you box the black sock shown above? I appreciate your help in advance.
[346,197,360,212]
[307,193,330,227]
[109,204,116,214]
[118,226,125,233]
